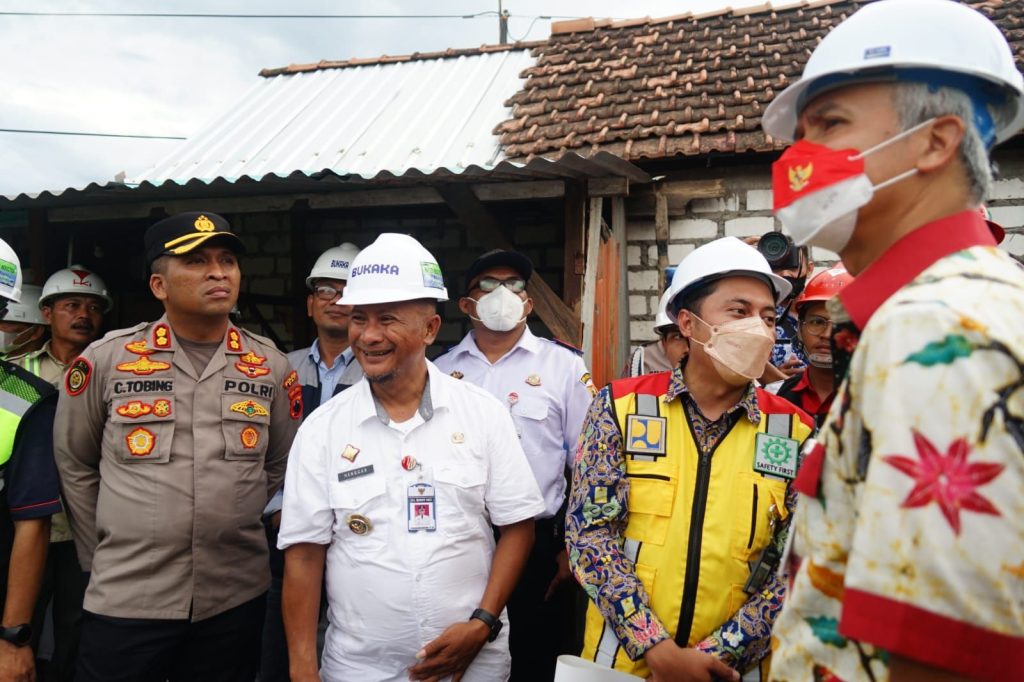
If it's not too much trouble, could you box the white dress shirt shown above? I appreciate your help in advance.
[278,361,545,682]
[433,327,594,518]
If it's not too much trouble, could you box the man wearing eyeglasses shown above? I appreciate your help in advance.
[433,250,595,681]
[287,243,364,420]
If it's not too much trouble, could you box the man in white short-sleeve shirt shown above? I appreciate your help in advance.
[279,233,544,682]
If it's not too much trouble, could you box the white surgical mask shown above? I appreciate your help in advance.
[772,119,935,253]
[470,286,526,332]
[0,327,36,357]
[807,352,833,369]
[689,313,775,387]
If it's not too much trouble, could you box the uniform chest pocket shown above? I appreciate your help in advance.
[433,459,487,538]
[109,397,175,463]
[511,396,549,421]
[623,475,676,546]
[732,473,789,562]
[221,395,271,460]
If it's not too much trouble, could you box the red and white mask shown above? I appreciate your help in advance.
[771,119,933,253]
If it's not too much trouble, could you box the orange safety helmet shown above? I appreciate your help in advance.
[979,205,1005,244]
[795,265,854,311]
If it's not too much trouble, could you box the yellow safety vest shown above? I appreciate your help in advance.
[0,360,54,468]
[581,372,813,677]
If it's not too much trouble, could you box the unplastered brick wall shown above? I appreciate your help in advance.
[232,202,565,354]
[626,150,1024,345]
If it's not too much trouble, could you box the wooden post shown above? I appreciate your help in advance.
[612,196,630,375]
[655,192,670,293]
[437,184,582,345]
[562,180,586,314]
[580,197,603,367]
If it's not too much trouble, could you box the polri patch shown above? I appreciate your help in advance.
[624,414,667,456]
[126,427,156,456]
[753,432,799,480]
[66,357,92,396]
[338,465,375,482]
[240,426,260,449]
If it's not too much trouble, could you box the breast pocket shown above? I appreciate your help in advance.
[109,397,175,463]
[511,396,549,436]
[433,458,487,539]
[329,472,388,553]
[732,473,789,562]
[221,394,272,460]
[623,476,676,546]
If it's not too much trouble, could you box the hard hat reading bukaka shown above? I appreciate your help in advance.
[338,233,448,306]
[305,242,362,289]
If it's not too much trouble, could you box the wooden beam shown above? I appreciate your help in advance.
[612,197,630,375]
[580,197,603,366]
[437,184,582,345]
[655,192,670,293]
[625,178,726,216]
[46,180,569,223]
[562,180,585,315]
[587,177,629,197]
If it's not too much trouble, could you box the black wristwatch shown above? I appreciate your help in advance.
[469,608,502,643]
[0,624,31,647]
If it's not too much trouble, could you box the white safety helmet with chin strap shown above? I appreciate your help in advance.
[666,237,791,313]
[762,0,1024,146]
[40,266,112,312]
[3,285,45,325]
[305,242,362,289]
[338,233,448,306]
[0,238,22,304]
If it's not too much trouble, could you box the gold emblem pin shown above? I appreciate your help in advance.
[194,214,216,232]
[451,432,465,444]
[346,514,372,535]
[341,444,360,462]
[526,374,542,386]
[450,370,464,380]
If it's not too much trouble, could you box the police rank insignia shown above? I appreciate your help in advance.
[65,357,92,396]
[226,329,242,352]
[625,414,667,457]
[235,362,271,378]
[282,370,298,390]
[117,357,172,376]
[526,374,542,386]
[240,426,260,449]
[239,350,266,366]
[124,339,154,355]
[153,324,172,349]
[753,432,799,480]
[194,214,216,232]
[341,444,360,462]
[126,427,156,456]
[117,401,153,418]
[153,399,172,417]
[450,370,464,380]
[230,400,269,418]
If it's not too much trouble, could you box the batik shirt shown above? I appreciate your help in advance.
[771,308,808,369]
[770,212,1024,681]
[568,365,795,669]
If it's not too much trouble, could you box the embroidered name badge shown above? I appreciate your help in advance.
[753,432,800,480]
[625,414,667,456]
[338,465,375,482]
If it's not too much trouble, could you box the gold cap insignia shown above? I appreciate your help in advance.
[194,214,216,232]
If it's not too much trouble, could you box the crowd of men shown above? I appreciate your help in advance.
[0,0,1021,680]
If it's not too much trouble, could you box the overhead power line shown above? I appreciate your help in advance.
[0,128,185,140]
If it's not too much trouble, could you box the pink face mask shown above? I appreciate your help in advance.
[689,313,775,386]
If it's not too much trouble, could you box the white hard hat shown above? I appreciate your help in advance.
[40,266,112,312]
[654,289,674,330]
[305,242,362,289]
[4,285,45,325]
[666,237,791,310]
[762,0,1024,145]
[338,233,448,306]
[0,238,21,303]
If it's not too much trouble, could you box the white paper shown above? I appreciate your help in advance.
[553,655,644,682]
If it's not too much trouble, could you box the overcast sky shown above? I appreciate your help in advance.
[0,0,734,199]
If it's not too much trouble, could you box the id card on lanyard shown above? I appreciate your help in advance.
[407,481,437,532]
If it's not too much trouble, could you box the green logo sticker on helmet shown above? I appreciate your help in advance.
[421,261,444,290]
[753,432,799,480]
[0,259,16,289]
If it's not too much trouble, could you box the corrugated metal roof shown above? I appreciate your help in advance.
[131,47,539,186]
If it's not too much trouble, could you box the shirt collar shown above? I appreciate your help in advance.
[354,360,447,426]
[455,325,540,363]
[839,210,994,329]
[664,362,761,425]
[790,369,813,394]
[309,338,351,369]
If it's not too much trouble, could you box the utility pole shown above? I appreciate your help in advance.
[499,0,509,44]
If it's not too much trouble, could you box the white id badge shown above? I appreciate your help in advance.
[407,482,437,532]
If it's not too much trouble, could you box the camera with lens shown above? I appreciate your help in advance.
[757,231,801,271]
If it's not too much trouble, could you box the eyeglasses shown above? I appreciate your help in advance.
[801,315,833,335]
[313,285,344,302]
[476,277,526,294]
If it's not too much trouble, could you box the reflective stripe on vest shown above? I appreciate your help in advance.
[0,361,54,468]
[582,383,812,677]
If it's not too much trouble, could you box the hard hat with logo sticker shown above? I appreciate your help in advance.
[338,233,448,306]
[39,266,113,312]
[762,0,1024,146]
[305,242,361,289]
[0,238,21,304]
[666,237,791,312]
[3,285,45,325]
[795,265,853,311]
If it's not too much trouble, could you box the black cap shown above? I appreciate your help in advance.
[144,212,246,265]
[463,249,534,294]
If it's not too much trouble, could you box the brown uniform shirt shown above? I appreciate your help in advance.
[54,315,300,621]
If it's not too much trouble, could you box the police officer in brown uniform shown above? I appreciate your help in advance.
[54,212,300,682]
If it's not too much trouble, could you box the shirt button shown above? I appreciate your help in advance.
[415,574,422,582]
